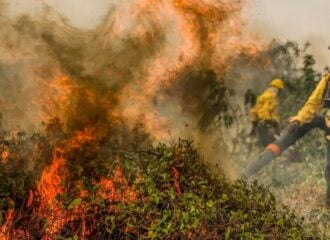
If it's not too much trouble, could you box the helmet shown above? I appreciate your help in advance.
[269,78,284,89]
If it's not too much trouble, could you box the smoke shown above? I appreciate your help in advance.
[244,0,330,70]
[0,0,264,176]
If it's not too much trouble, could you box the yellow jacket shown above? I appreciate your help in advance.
[250,87,280,123]
[291,74,330,124]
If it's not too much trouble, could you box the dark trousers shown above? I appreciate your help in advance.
[273,116,330,197]
[257,121,279,147]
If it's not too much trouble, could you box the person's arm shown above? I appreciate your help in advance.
[290,74,330,124]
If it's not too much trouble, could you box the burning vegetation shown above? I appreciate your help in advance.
[0,0,324,239]
[0,131,319,239]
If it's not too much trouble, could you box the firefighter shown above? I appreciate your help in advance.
[245,73,330,206]
[249,78,284,147]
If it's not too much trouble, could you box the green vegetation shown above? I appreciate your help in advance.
[0,41,328,239]
[0,133,320,239]
[111,140,319,239]
[197,40,330,238]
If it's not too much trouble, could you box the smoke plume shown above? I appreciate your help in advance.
[0,0,265,178]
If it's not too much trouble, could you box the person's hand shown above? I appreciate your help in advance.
[288,120,300,133]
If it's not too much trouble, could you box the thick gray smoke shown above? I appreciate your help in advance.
[0,1,169,132]
[0,0,267,179]
[0,0,251,134]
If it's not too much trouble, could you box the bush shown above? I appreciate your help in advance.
[0,135,319,239]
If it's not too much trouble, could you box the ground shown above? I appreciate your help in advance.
[245,145,330,238]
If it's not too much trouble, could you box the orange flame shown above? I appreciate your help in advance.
[97,167,137,203]
[0,149,10,164]
[37,148,68,237]
[33,128,137,238]
[0,0,265,238]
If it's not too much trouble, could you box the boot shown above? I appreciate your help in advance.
[244,149,276,177]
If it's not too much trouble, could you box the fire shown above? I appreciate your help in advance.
[97,168,138,203]
[0,0,264,238]
[37,150,67,237]
[0,149,10,164]
[0,210,14,240]
[35,72,77,127]
[112,0,263,141]
[68,128,96,149]
[35,128,93,238]
[18,127,137,238]
[38,148,67,207]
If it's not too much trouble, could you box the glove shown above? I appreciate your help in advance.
[288,120,300,134]
[249,121,258,136]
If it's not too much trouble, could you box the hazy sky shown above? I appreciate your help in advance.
[7,0,330,68]
[244,0,330,69]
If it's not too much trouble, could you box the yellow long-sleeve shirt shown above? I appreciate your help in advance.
[291,74,330,124]
[250,87,280,123]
